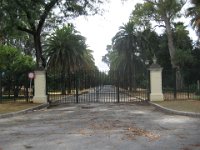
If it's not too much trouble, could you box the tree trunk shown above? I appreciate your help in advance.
[176,68,184,89]
[67,62,72,94]
[164,17,177,68]
[14,86,19,98]
[164,17,184,89]
[8,76,11,99]
[0,73,2,101]
[132,60,136,90]
[67,73,72,94]
[61,67,66,95]
[33,33,46,68]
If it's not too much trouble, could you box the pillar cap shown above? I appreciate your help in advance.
[149,63,161,68]
[149,55,162,70]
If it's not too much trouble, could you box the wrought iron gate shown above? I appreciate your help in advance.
[47,69,149,105]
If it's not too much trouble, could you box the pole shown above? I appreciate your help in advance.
[173,68,177,99]
[147,69,150,101]
[117,71,120,103]
[29,79,32,101]
[0,72,2,103]
[75,73,79,103]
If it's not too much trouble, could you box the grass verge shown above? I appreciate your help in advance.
[0,102,41,114]
[153,100,200,113]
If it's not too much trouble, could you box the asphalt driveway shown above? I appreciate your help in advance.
[0,103,200,150]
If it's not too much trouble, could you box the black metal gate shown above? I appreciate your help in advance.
[47,69,149,105]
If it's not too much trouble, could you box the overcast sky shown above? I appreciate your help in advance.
[71,0,197,71]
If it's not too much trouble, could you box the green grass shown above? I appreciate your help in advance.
[154,100,200,113]
[0,102,40,114]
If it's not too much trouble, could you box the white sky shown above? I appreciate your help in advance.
[70,0,198,71]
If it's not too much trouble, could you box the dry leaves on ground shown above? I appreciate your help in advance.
[123,127,160,141]
[75,119,160,142]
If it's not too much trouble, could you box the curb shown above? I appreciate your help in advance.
[149,102,200,118]
[0,103,49,119]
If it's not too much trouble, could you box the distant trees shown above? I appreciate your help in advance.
[131,0,187,68]
[0,45,35,98]
[102,0,200,91]
[103,22,157,91]
[0,0,104,96]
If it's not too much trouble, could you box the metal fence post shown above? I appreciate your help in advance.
[46,71,50,103]
[0,71,2,103]
[75,72,79,103]
[147,69,150,101]
[26,78,29,102]
[187,84,190,99]
[117,71,120,103]
[173,68,177,99]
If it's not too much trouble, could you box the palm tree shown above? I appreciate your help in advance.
[187,0,200,37]
[45,24,95,94]
[46,25,86,70]
[112,22,139,91]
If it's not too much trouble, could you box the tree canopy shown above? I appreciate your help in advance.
[187,0,200,37]
[0,0,103,68]
[130,0,186,68]
[45,24,96,73]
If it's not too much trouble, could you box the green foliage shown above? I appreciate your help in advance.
[0,45,35,73]
[105,22,160,72]
[102,45,112,67]
[0,45,19,70]
[103,21,156,91]
[187,0,200,36]
[0,45,35,98]
[0,0,103,67]
[144,0,185,21]
[130,0,187,68]
[174,49,193,67]
[45,25,96,73]
[155,33,171,69]
[130,3,153,29]
[172,23,193,68]
[155,22,194,69]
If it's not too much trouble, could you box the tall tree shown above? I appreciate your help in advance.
[45,25,94,72]
[0,0,103,68]
[131,0,186,68]
[112,22,139,91]
[45,25,95,94]
[156,22,193,69]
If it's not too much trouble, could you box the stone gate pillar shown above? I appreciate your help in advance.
[33,70,47,103]
[149,56,164,101]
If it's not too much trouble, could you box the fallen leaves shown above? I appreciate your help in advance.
[123,127,160,141]
[75,119,160,142]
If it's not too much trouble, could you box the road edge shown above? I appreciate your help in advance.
[149,102,200,118]
[0,103,49,119]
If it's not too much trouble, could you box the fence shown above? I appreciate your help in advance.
[162,68,200,100]
[47,69,149,104]
[0,70,34,103]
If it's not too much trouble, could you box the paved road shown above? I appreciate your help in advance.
[73,85,137,103]
[0,103,200,150]
[78,85,118,103]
